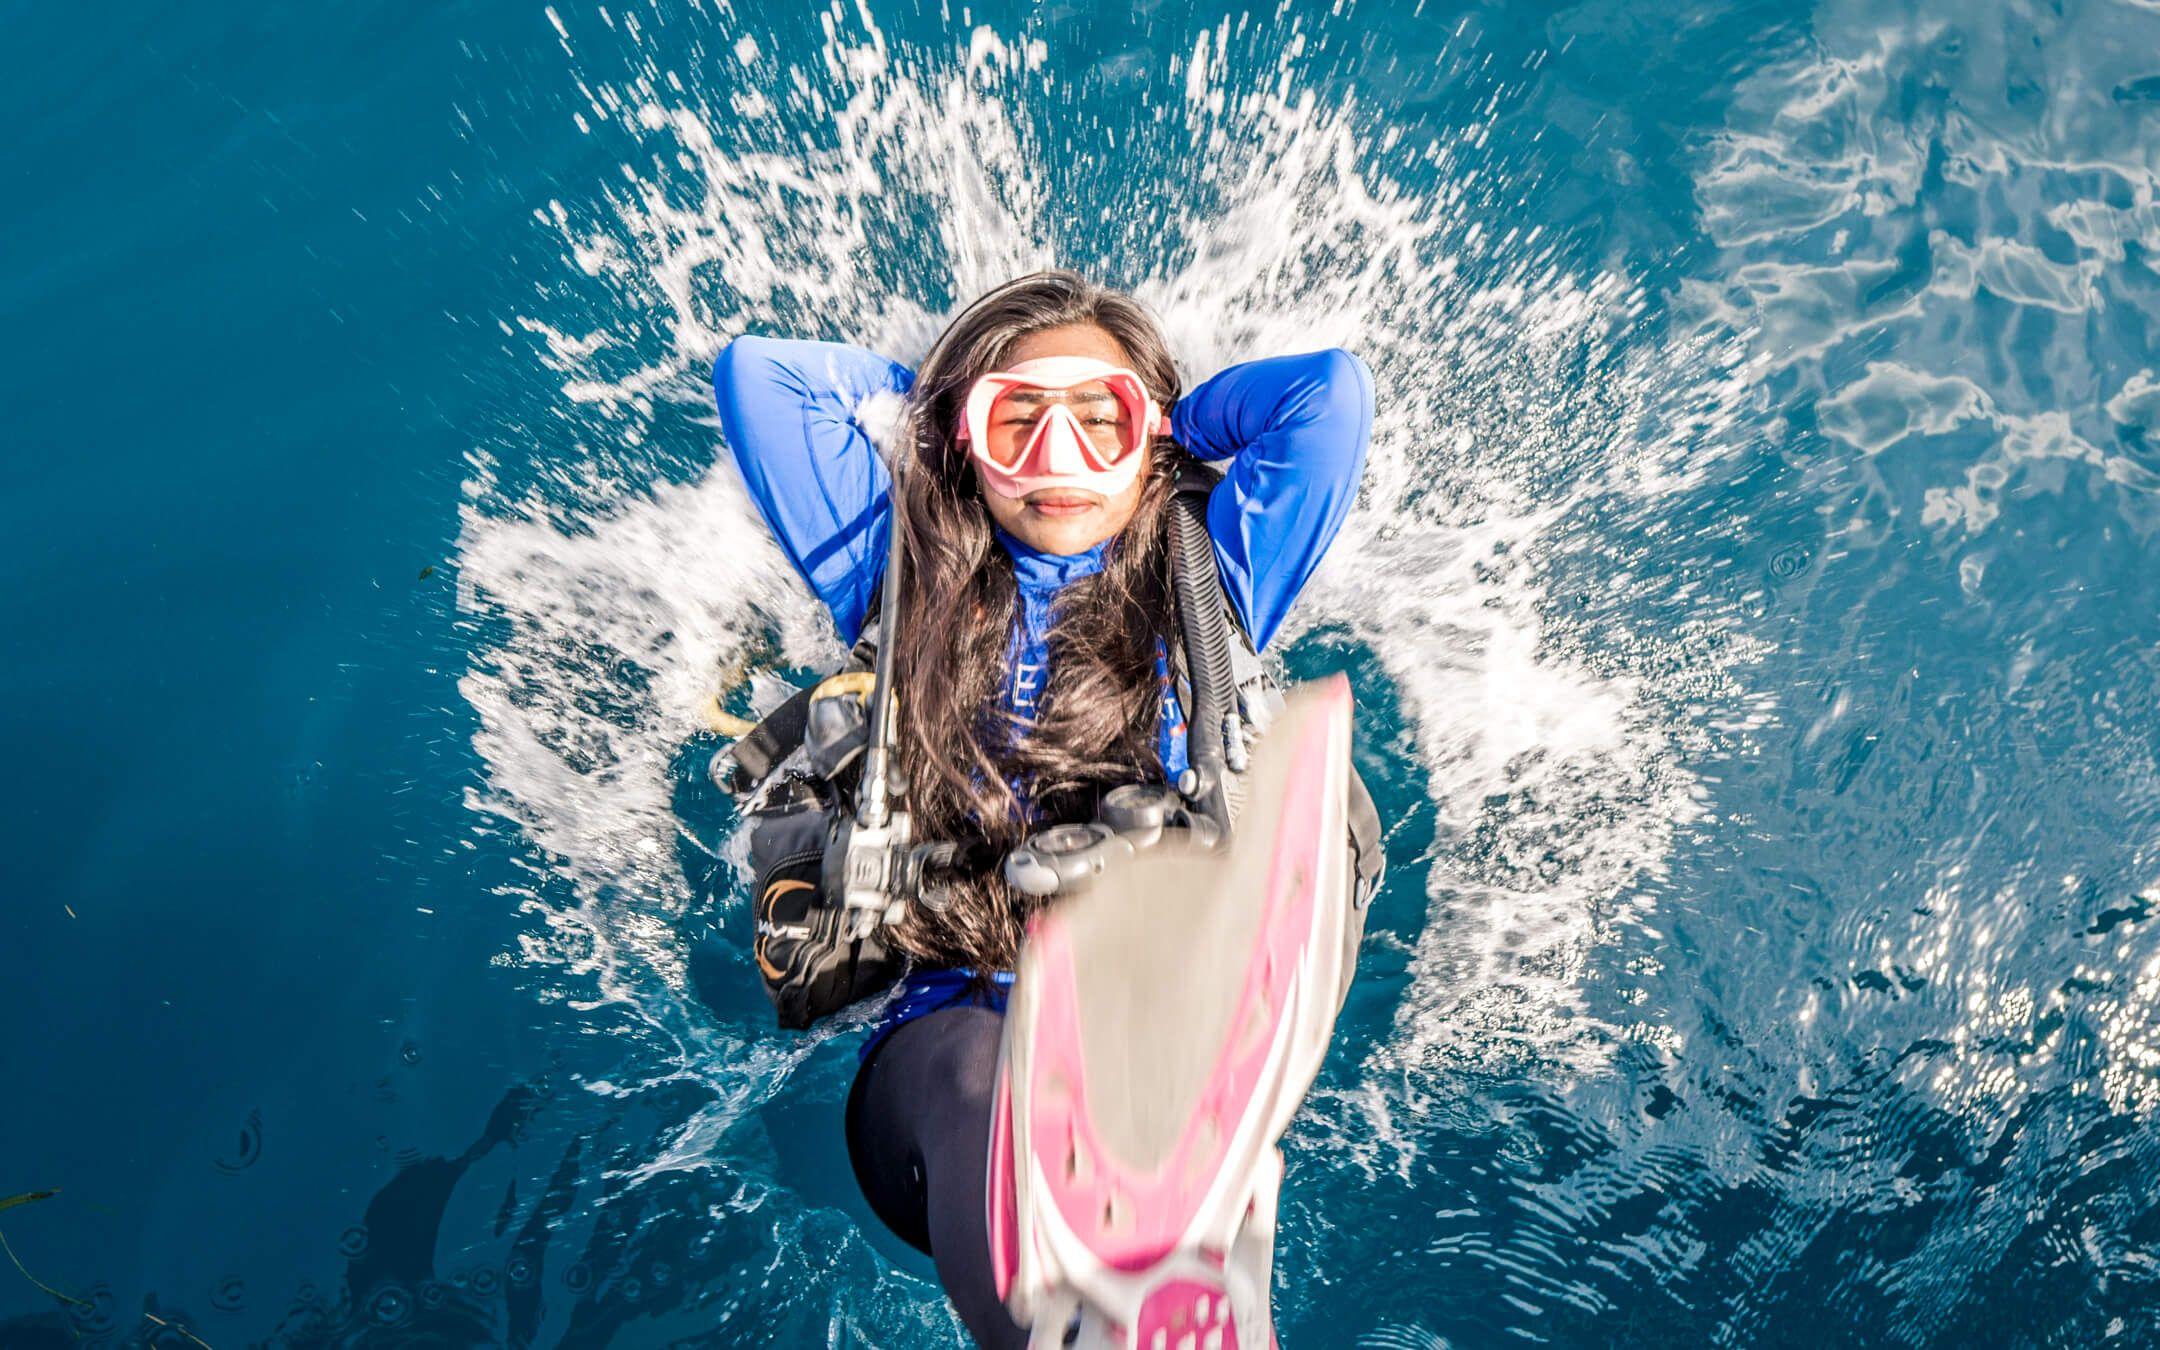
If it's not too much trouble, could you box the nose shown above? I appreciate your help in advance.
[1035,406,1097,473]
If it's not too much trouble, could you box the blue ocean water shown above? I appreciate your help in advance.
[6,0,2160,1346]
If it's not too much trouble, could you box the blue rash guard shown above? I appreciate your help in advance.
[711,334,1373,1054]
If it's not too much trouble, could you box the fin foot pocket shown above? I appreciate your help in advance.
[992,677,1355,1349]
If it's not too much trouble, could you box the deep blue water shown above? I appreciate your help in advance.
[7,1,2160,1347]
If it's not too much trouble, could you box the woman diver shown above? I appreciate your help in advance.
[710,270,1375,1346]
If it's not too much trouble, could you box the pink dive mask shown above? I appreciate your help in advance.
[958,356,1169,499]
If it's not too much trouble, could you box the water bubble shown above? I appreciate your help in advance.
[506,1255,538,1288]
[469,1265,501,1295]
[337,1224,371,1258]
[399,1040,423,1067]
[214,1108,264,1173]
[1767,542,1811,582]
[147,1322,197,1350]
[564,1261,594,1293]
[419,1281,449,1309]
[67,1283,117,1336]
[647,1259,673,1286]
[366,1283,414,1326]
[280,1294,328,1339]
[210,1276,246,1312]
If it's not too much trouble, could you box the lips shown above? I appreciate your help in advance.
[1026,491,1100,517]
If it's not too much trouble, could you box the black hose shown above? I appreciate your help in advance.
[1170,487,1234,829]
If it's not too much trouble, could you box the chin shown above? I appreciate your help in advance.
[1014,511,1114,556]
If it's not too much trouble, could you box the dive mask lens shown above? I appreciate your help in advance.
[960,358,1163,500]
[983,381,1138,467]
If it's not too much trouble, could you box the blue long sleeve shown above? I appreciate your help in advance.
[712,335,913,643]
[714,336,1371,653]
[1172,348,1373,650]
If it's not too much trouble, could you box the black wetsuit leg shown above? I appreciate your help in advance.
[845,1004,1028,1349]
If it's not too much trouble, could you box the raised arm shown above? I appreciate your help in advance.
[712,335,914,643]
[1171,348,1373,650]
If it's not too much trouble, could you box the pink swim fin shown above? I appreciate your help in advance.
[989,676,1359,1349]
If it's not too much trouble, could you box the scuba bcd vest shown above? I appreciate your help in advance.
[714,465,1386,1030]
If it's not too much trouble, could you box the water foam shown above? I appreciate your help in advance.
[457,0,1762,1219]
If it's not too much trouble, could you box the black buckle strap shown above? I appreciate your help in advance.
[712,631,879,796]
[713,681,819,794]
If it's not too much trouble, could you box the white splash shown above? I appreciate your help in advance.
[457,0,1763,1213]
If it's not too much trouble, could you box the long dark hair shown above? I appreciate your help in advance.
[889,270,1189,971]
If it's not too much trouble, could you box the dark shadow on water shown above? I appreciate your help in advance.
[0,1070,922,1348]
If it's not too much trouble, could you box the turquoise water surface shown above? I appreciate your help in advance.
[7,0,2160,1346]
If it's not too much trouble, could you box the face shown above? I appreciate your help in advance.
[971,323,1151,556]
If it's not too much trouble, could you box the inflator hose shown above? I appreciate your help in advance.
[1170,488,1235,829]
